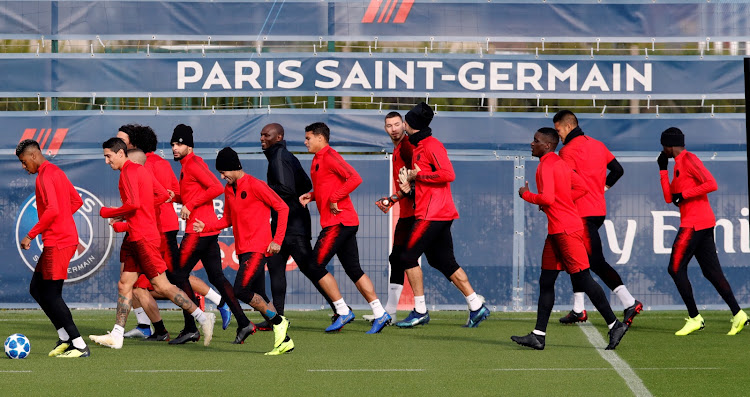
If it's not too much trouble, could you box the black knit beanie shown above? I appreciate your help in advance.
[215,147,242,171]
[405,102,434,131]
[660,127,685,147]
[171,124,194,147]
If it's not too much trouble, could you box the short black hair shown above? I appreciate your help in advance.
[119,124,139,139]
[102,137,128,155]
[16,139,40,157]
[131,125,158,153]
[385,111,402,121]
[305,122,330,143]
[552,110,578,127]
[537,127,560,150]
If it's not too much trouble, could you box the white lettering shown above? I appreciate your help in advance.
[177,61,203,89]
[581,64,609,91]
[202,62,231,90]
[388,61,414,89]
[547,63,577,91]
[652,211,680,254]
[715,219,735,253]
[489,62,513,90]
[603,220,637,264]
[342,61,372,89]
[234,61,262,89]
[277,60,303,89]
[517,63,543,91]
[417,61,443,90]
[315,60,341,89]
[626,63,651,91]
[458,62,485,91]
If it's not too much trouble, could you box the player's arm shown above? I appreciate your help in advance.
[27,174,60,239]
[111,221,129,233]
[571,170,588,201]
[100,168,140,218]
[267,156,298,201]
[415,145,455,184]
[682,155,718,199]
[605,158,624,190]
[328,153,363,203]
[198,191,232,233]
[68,181,83,213]
[183,162,223,212]
[257,182,289,246]
[152,177,170,206]
[522,165,555,206]
[157,160,180,202]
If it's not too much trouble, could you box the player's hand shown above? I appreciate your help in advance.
[672,192,684,207]
[376,196,393,213]
[166,189,175,203]
[266,241,281,255]
[330,201,341,215]
[299,192,312,207]
[398,166,409,185]
[399,180,412,194]
[518,181,530,198]
[180,205,191,220]
[657,151,669,171]
[406,165,421,182]
[192,219,205,233]
[19,235,31,250]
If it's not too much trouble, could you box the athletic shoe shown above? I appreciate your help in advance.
[48,340,70,357]
[623,301,643,326]
[264,336,294,356]
[363,311,397,323]
[325,310,355,332]
[559,310,588,324]
[218,302,232,330]
[233,323,257,344]
[272,316,290,348]
[144,332,170,342]
[605,320,628,350]
[201,312,216,346]
[124,326,152,339]
[330,306,354,325]
[89,332,123,349]
[462,305,490,328]
[396,310,430,328]
[56,345,91,358]
[511,332,545,350]
[727,310,748,336]
[366,312,391,334]
[168,329,200,345]
[675,314,704,336]
[255,320,273,331]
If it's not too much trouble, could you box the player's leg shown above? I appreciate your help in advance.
[89,270,139,350]
[290,236,336,315]
[174,233,202,335]
[312,225,354,331]
[667,227,705,335]
[124,275,154,339]
[149,272,215,346]
[266,247,288,316]
[189,275,232,330]
[249,255,274,331]
[396,219,431,327]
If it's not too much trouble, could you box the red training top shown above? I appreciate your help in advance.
[559,135,614,217]
[112,165,171,236]
[173,152,223,237]
[660,150,717,231]
[27,161,83,248]
[203,174,289,256]
[310,145,361,227]
[412,135,459,221]
[145,152,180,233]
[522,152,587,234]
[392,138,415,218]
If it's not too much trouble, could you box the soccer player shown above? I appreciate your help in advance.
[16,139,90,358]
[299,122,391,333]
[552,110,643,326]
[365,112,414,323]
[90,137,215,349]
[399,103,490,328]
[512,128,628,350]
[170,124,255,344]
[257,123,337,329]
[657,127,748,335]
[193,147,293,354]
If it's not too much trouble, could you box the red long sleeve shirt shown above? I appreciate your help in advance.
[145,152,180,233]
[412,135,459,221]
[100,160,166,242]
[27,161,82,248]
[203,174,289,256]
[310,145,361,227]
[660,150,717,230]
[392,138,415,218]
[522,152,587,234]
[559,135,614,217]
[173,152,223,236]
[111,165,171,236]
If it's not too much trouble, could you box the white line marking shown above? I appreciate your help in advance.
[308,369,424,372]
[0,370,32,373]
[579,323,652,397]
[124,370,224,373]
[493,367,719,371]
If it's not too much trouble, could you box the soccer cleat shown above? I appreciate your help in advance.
[168,329,200,345]
[218,302,232,330]
[559,310,588,324]
[511,332,545,350]
[366,312,392,334]
[675,314,705,336]
[272,316,290,348]
[623,301,643,326]
[89,332,123,349]
[396,310,431,328]
[124,326,152,339]
[264,336,294,356]
[605,320,628,350]
[462,305,490,328]
[325,310,355,332]
[201,312,216,346]
[56,345,91,358]
[48,340,70,357]
[144,332,170,342]
[233,323,257,344]
[255,320,273,331]
[727,310,748,336]
[363,311,397,323]
[330,306,354,325]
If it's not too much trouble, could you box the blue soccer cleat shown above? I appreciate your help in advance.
[462,305,490,328]
[396,310,430,328]
[218,302,232,330]
[325,310,355,332]
[366,312,392,334]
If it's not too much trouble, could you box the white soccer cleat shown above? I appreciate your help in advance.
[201,313,216,346]
[89,332,123,349]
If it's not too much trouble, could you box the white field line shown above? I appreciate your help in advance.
[0,370,33,373]
[492,367,719,371]
[124,370,224,373]
[308,369,424,372]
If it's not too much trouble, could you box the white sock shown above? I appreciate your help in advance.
[205,288,222,306]
[532,329,546,336]
[466,292,482,311]
[111,325,125,339]
[573,292,586,313]
[369,299,386,318]
[133,307,151,326]
[71,337,86,349]
[333,298,350,316]
[191,308,207,324]
[414,295,427,314]
[608,321,617,329]
[613,285,636,308]
[57,327,70,341]
[384,283,403,315]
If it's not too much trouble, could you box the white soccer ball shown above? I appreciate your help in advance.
[4,333,31,359]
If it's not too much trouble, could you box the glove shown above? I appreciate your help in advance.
[657,151,668,171]
[375,194,400,213]
[672,192,684,207]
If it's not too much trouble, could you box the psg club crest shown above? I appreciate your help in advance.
[15,187,114,282]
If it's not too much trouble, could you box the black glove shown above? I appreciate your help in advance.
[657,151,669,171]
[672,192,684,207]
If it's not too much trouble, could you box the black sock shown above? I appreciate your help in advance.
[137,323,150,329]
[270,314,283,325]
[153,320,167,334]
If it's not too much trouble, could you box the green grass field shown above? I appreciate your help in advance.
[0,309,746,396]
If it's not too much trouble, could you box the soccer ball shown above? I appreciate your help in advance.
[4,334,31,359]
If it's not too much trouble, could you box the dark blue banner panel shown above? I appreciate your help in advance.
[0,1,748,42]
[0,54,742,99]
